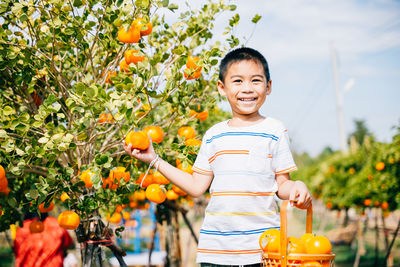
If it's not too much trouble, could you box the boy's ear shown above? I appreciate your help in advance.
[217,80,226,97]
[266,80,272,95]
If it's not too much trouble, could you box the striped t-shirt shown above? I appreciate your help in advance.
[193,117,297,265]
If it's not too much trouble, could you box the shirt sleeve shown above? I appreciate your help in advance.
[272,129,297,175]
[192,132,213,176]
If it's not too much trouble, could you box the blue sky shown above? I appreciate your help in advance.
[171,0,400,156]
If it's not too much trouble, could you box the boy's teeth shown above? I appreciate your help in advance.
[239,98,256,101]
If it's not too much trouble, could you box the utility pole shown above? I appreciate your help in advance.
[331,44,348,153]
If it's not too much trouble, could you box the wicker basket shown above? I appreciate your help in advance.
[262,200,335,267]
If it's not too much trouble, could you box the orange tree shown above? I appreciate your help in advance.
[0,0,260,264]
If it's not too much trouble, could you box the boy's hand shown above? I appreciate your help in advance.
[123,137,157,164]
[289,180,312,209]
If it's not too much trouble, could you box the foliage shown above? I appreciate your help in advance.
[293,122,400,212]
[0,0,254,234]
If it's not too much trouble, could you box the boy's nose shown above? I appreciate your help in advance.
[242,82,254,92]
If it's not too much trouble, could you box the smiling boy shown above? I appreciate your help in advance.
[124,47,311,266]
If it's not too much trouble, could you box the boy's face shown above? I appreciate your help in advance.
[218,60,271,119]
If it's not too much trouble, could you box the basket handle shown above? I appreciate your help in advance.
[280,200,313,267]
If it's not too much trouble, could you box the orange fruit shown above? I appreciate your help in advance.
[0,165,5,179]
[189,109,197,118]
[152,171,169,185]
[325,202,333,209]
[119,59,130,72]
[136,173,154,188]
[143,126,164,143]
[125,131,150,150]
[125,49,145,65]
[374,201,380,207]
[302,261,322,267]
[103,167,130,189]
[381,201,389,210]
[177,162,193,174]
[80,170,95,188]
[368,174,373,180]
[145,184,166,204]
[259,228,280,252]
[133,189,146,201]
[29,220,44,233]
[105,71,117,84]
[363,198,372,207]
[301,233,315,245]
[184,69,201,80]
[60,192,70,202]
[57,211,80,230]
[107,212,122,224]
[348,167,355,174]
[39,201,55,213]
[196,111,208,121]
[172,185,187,196]
[178,126,196,140]
[186,56,201,71]
[115,204,124,213]
[185,138,202,146]
[287,236,306,254]
[118,26,140,43]
[376,162,385,171]
[132,18,153,36]
[0,176,8,193]
[166,189,179,200]
[129,201,138,209]
[122,211,130,220]
[98,113,114,123]
[305,235,332,254]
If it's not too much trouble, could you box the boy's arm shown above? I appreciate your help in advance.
[123,141,213,197]
[276,173,311,209]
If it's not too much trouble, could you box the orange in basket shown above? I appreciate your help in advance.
[262,200,335,267]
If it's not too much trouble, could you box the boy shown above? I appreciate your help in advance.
[124,47,311,266]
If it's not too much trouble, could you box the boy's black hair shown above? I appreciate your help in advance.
[219,47,270,82]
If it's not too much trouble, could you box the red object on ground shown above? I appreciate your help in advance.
[13,216,73,267]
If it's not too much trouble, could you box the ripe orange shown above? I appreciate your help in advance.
[39,201,55,213]
[132,18,153,36]
[122,211,130,220]
[325,202,333,209]
[143,126,164,143]
[185,138,202,146]
[125,131,150,150]
[118,26,140,43]
[152,171,170,185]
[287,236,306,254]
[98,113,114,123]
[190,109,197,118]
[376,162,385,171]
[145,184,166,204]
[374,201,380,207]
[363,198,372,207]
[0,165,5,179]
[259,228,280,252]
[60,192,70,202]
[166,189,179,200]
[302,261,322,266]
[301,233,315,245]
[107,212,122,224]
[119,59,130,72]
[0,176,8,193]
[136,173,154,188]
[305,235,332,254]
[125,49,145,65]
[348,167,355,174]
[103,167,130,189]
[80,170,95,188]
[58,211,80,230]
[196,111,208,121]
[133,189,146,201]
[105,71,117,84]
[178,126,196,140]
[184,69,202,80]
[367,174,373,180]
[172,185,187,196]
[381,201,389,210]
[115,204,124,213]
[177,162,193,174]
[186,56,201,71]
[29,220,44,233]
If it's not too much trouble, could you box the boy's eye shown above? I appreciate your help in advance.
[233,79,242,83]
[252,79,262,83]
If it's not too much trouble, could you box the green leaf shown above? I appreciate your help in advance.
[210,59,218,66]
[8,197,17,208]
[73,0,82,7]
[86,85,98,98]
[168,3,178,12]
[229,5,237,11]
[162,0,169,7]
[3,106,15,115]
[252,14,262,24]
[76,82,86,96]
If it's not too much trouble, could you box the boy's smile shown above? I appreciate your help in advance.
[218,60,271,123]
